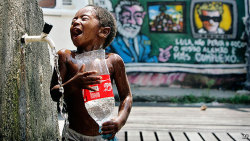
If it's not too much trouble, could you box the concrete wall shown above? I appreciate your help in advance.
[0,0,58,140]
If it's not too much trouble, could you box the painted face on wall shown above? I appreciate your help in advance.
[200,10,222,33]
[117,4,145,38]
[120,5,144,26]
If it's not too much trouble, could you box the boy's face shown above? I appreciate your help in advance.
[70,6,100,49]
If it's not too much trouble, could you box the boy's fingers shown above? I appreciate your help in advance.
[85,76,102,81]
[79,64,85,72]
[83,76,102,85]
[102,121,113,126]
[101,122,117,139]
[101,129,115,135]
[82,71,98,77]
[85,80,101,85]
[101,124,114,131]
[108,134,116,140]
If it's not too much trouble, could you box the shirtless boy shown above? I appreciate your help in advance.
[50,5,132,140]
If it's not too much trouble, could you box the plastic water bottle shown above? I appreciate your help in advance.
[76,49,116,140]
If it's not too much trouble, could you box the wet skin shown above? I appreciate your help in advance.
[50,6,132,139]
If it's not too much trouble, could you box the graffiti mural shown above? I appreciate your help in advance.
[93,0,247,88]
[148,2,185,33]
[97,0,245,66]
[196,2,226,34]
[168,38,246,64]
[127,73,186,86]
[127,72,245,89]
[190,0,237,39]
[105,0,158,63]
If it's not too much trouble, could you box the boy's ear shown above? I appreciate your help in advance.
[98,27,111,38]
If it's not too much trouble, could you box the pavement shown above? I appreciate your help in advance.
[58,106,250,140]
[58,86,250,139]
[117,106,250,141]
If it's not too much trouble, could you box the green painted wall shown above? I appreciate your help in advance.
[109,0,246,64]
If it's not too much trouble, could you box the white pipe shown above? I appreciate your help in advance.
[44,36,56,51]
[21,33,56,50]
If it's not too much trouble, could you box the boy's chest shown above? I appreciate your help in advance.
[66,56,114,78]
[66,59,79,79]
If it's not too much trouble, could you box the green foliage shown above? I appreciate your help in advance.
[206,79,215,89]
[168,95,216,103]
[168,94,250,104]
[217,95,250,104]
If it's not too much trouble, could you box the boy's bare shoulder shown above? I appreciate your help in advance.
[57,49,74,62]
[57,49,72,56]
[106,53,124,64]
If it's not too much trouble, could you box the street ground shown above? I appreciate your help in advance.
[117,104,250,140]
[58,87,250,140]
[58,103,250,141]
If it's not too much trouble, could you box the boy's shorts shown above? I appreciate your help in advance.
[62,124,104,141]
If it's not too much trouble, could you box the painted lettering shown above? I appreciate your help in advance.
[195,53,238,63]
[202,47,228,54]
[207,39,225,47]
[194,39,205,46]
[175,38,193,46]
[180,46,201,53]
[230,41,246,48]
[173,46,179,52]
[173,52,191,61]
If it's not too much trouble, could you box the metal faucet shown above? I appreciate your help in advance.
[21,23,56,52]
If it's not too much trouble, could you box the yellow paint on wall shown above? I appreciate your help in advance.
[194,5,202,29]
[219,4,232,31]
[175,5,183,12]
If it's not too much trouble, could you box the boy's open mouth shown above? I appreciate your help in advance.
[72,28,83,38]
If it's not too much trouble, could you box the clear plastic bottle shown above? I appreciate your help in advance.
[76,49,116,140]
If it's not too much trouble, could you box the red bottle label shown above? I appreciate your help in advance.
[83,74,114,103]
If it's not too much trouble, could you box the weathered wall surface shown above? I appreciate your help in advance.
[244,16,250,90]
[0,0,58,140]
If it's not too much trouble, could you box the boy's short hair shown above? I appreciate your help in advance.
[89,5,117,48]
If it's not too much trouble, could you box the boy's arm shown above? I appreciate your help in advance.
[50,50,68,102]
[102,54,133,138]
[114,55,132,128]
[50,50,102,102]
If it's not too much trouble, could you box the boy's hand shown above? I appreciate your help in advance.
[72,64,102,91]
[101,119,121,140]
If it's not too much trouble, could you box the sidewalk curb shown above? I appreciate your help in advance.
[113,86,250,104]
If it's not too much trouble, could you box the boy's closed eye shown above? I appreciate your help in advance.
[81,16,89,21]
[71,16,90,25]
